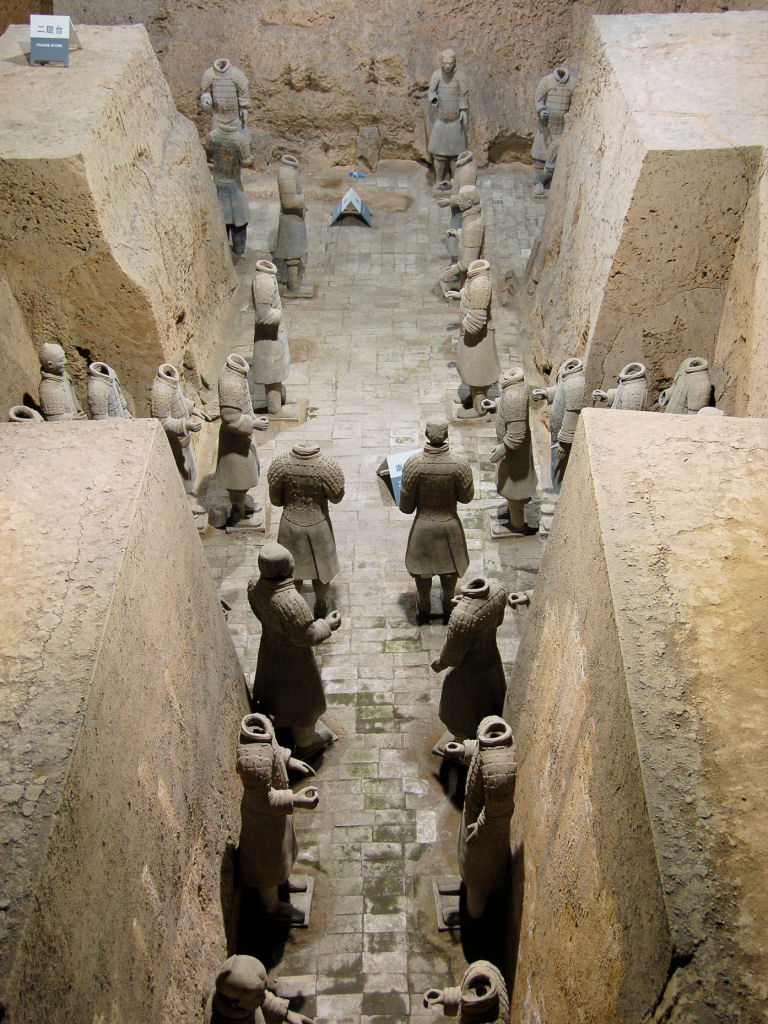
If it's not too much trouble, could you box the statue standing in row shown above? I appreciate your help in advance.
[150,362,204,500]
[428,49,469,189]
[273,155,308,294]
[248,543,341,758]
[205,122,253,257]
[447,258,499,418]
[659,357,714,414]
[489,369,537,537]
[268,442,345,618]
[443,185,485,288]
[531,66,574,198]
[437,149,477,258]
[593,361,648,410]
[87,361,133,420]
[399,417,474,624]
[251,259,290,414]
[216,353,269,526]
[236,713,318,924]
[432,577,507,746]
[38,343,87,422]
[532,357,586,493]
[200,58,250,130]
[424,961,509,1023]
[206,954,314,1023]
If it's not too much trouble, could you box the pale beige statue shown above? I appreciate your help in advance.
[424,961,509,1023]
[200,58,250,130]
[87,361,133,420]
[206,954,315,1023]
[427,49,469,188]
[443,185,484,288]
[446,258,499,418]
[593,362,648,410]
[531,65,574,197]
[659,357,714,414]
[437,149,477,258]
[38,343,87,422]
[489,368,538,536]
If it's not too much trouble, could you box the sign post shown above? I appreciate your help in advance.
[30,15,81,67]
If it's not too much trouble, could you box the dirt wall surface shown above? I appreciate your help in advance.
[0,24,235,414]
[0,272,38,416]
[527,12,768,410]
[54,0,765,168]
[505,409,768,1023]
[0,420,248,1023]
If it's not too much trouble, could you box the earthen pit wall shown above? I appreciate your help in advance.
[0,24,235,413]
[0,421,248,1023]
[506,409,768,1022]
[0,272,38,415]
[504,413,672,1023]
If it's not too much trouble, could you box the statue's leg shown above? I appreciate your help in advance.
[507,499,526,531]
[465,884,491,919]
[434,155,447,185]
[228,489,248,524]
[287,259,301,292]
[532,159,546,198]
[439,573,458,623]
[551,440,572,494]
[312,580,330,619]
[415,576,432,623]
[266,382,282,415]
[293,724,316,748]
[231,224,247,256]
[259,883,305,924]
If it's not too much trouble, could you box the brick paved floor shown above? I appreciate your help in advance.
[202,159,544,1023]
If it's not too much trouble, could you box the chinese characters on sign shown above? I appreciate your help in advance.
[29,15,81,67]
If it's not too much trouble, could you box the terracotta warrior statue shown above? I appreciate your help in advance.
[236,714,319,925]
[443,185,484,288]
[251,259,290,414]
[442,716,517,918]
[659,357,715,414]
[150,362,204,499]
[446,258,499,418]
[87,361,133,420]
[205,122,253,256]
[427,48,469,188]
[489,368,538,537]
[273,155,307,293]
[437,149,477,258]
[38,343,87,422]
[593,361,648,410]
[424,961,509,1024]
[400,416,474,624]
[268,442,345,618]
[431,577,507,747]
[216,353,269,526]
[532,66,574,197]
[200,58,250,130]
[8,406,43,423]
[206,954,315,1024]
[248,543,341,758]
[532,357,586,494]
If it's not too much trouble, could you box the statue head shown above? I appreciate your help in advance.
[467,258,490,280]
[441,49,457,75]
[457,185,480,212]
[38,342,66,375]
[212,955,268,1013]
[258,541,295,580]
[425,415,449,447]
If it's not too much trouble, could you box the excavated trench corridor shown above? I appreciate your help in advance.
[201,159,545,1023]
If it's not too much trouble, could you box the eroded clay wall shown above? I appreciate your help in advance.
[0,272,37,415]
[0,24,235,412]
[505,409,768,1023]
[0,421,248,1023]
[527,12,768,409]
[54,0,764,166]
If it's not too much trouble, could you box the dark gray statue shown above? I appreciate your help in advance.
[205,124,253,256]
[248,543,341,758]
[427,49,469,189]
[38,343,87,422]
[150,362,204,500]
[216,353,269,526]
[268,442,345,618]
[399,416,474,624]
[532,66,574,198]
[200,58,250,130]
[273,155,307,293]
[446,258,499,418]
[251,259,290,415]
[532,357,586,493]
[489,368,537,537]
[87,361,133,420]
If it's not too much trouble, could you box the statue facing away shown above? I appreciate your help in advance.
[424,960,509,1023]
[216,353,269,526]
[531,65,574,197]
[443,716,517,918]
[38,343,87,422]
[236,714,319,925]
[206,954,315,1023]
[446,258,499,419]
[489,368,538,537]
[532,357,586,493]
[659,357,714,414]
[443,185,485,288]
[248,543,341,759]
[268,442,345,618]
[273,155,307,293]
[399,416,474,624]
[437,149,477,258]
[251,259,290,414]
[200,58,250,130]
[87,361,133,420]
[205,124,253,256]
[150,362,204,499]
[431,577,507,746]
[593,362,648,410]
[427,49,469,189]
